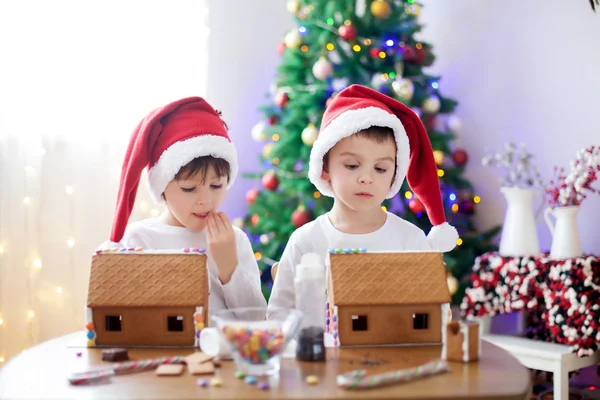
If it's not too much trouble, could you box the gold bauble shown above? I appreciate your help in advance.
[433,150,445,165]
[286,0,301,13]
[370,0,391,18]
[284,29,302,49]
[301,123,319,146]
[262,142,274,158]
[447,275,459,295]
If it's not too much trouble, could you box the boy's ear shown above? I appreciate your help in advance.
[321,169,330,181]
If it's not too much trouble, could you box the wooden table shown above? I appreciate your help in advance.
[0,331,532,399]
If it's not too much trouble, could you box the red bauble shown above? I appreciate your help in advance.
[268,115,279,125]
[274,91,289,108]
[250,214,260,226]
[262,172,279,191]
[408,198,425,214]
[402,45,416,61]
[277,42,286,55]
[369,47,381,59]
[460,200,475,215]
[246,188,260,204]
[414,48,428,64]
[452,149,469,166]
[423,115,437,130]
[291,208,311,228]
[338,24,357,41]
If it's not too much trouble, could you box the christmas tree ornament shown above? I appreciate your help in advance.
[402,45,416,61]
[370,73,387,90]
[259,234,270,245]
[446,115,462,133]
[369,47,381,59]
[262,171,279,191]
[405,3,421,16]
[291,207,312,228]
[423,115,437,130]
[408,198,425,214]
[274,91,289,108]
[370,0,391,18]
[394,61,404,79]
[312,57,333,80]
[250,214,260,226]
[286,0,301,13]
[460,199,475,215]
[447,274,458,295]
[414,47,428,64]
[246,188,260,204]
[391,78,414,101]
[251,121,268,142]
[422,95,441,114]
[232,217,244,229]
[338,23,357,41]
[277,42,286,55]
[452,149,468,166]
[433,150,445,165]
[284,29,302,49]
[301,123,319,146]
[262,142,274,158]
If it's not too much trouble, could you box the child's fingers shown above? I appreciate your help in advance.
[207,212,216,237]
[213,212,226,233]
[218,212,233,231]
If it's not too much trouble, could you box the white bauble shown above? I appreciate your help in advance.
[251,121,268,142]
[422,95,441,114]
[391,78,414,100]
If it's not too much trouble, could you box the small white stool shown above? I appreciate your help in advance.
[473,315,600,400]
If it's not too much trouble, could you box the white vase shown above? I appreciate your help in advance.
[498,187,542,257]
[544,205,583,259]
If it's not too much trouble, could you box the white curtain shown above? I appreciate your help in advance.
[0,0,208,362]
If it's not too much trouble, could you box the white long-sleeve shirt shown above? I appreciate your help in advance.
[267,212,432,319]
[114,218,266,316]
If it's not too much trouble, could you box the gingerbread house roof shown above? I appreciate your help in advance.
[87,252,208,307]
[328,251,451,306]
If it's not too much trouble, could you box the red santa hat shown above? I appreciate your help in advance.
[109,96,237,243]
[308,84,458,252]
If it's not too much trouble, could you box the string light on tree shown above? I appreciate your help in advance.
[23,196,31,205]
[433,150,445,165]
[56,287,63,294]
[65,185,74,195]
[67,237,75,248]
[33,258,42,269]
[0,317,4,326]
[27,311,35,319]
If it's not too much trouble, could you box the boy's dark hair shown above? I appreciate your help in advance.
[322,126,397,181]
[174,155,231,183]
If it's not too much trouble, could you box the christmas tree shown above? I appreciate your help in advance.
[240,0,500,304]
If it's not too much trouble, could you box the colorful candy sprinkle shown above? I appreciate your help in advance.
[306,375,319,385]
[258,381,270,390]
[76,352,82,357]
[245,376,257,385]
[219,326,285,365]
[210,378,222,387]
[197,378,208,387]
[234,371,245,379]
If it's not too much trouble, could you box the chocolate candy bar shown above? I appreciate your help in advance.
[101,348,129,362]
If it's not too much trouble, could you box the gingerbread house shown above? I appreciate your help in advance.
[85,248,209,348]
[326,250,451,347]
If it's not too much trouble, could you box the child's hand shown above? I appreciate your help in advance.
[207,211,238,284]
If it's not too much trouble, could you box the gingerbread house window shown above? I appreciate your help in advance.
[105,315,122,331]
[351,315,368,331]
[167,315,184,332]
[412,313,429,329]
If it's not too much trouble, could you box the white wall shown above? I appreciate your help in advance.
[418,0,600,254]
[206,0,600,254]
[206,0,293,220]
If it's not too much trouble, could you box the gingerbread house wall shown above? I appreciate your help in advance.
[338,304,442,346]
[93,306,198,347]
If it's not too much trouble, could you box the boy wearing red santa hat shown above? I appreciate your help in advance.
[104,97,266,315]
[268,84,458,320]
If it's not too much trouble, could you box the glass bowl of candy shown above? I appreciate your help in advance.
[211,307,302,376]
